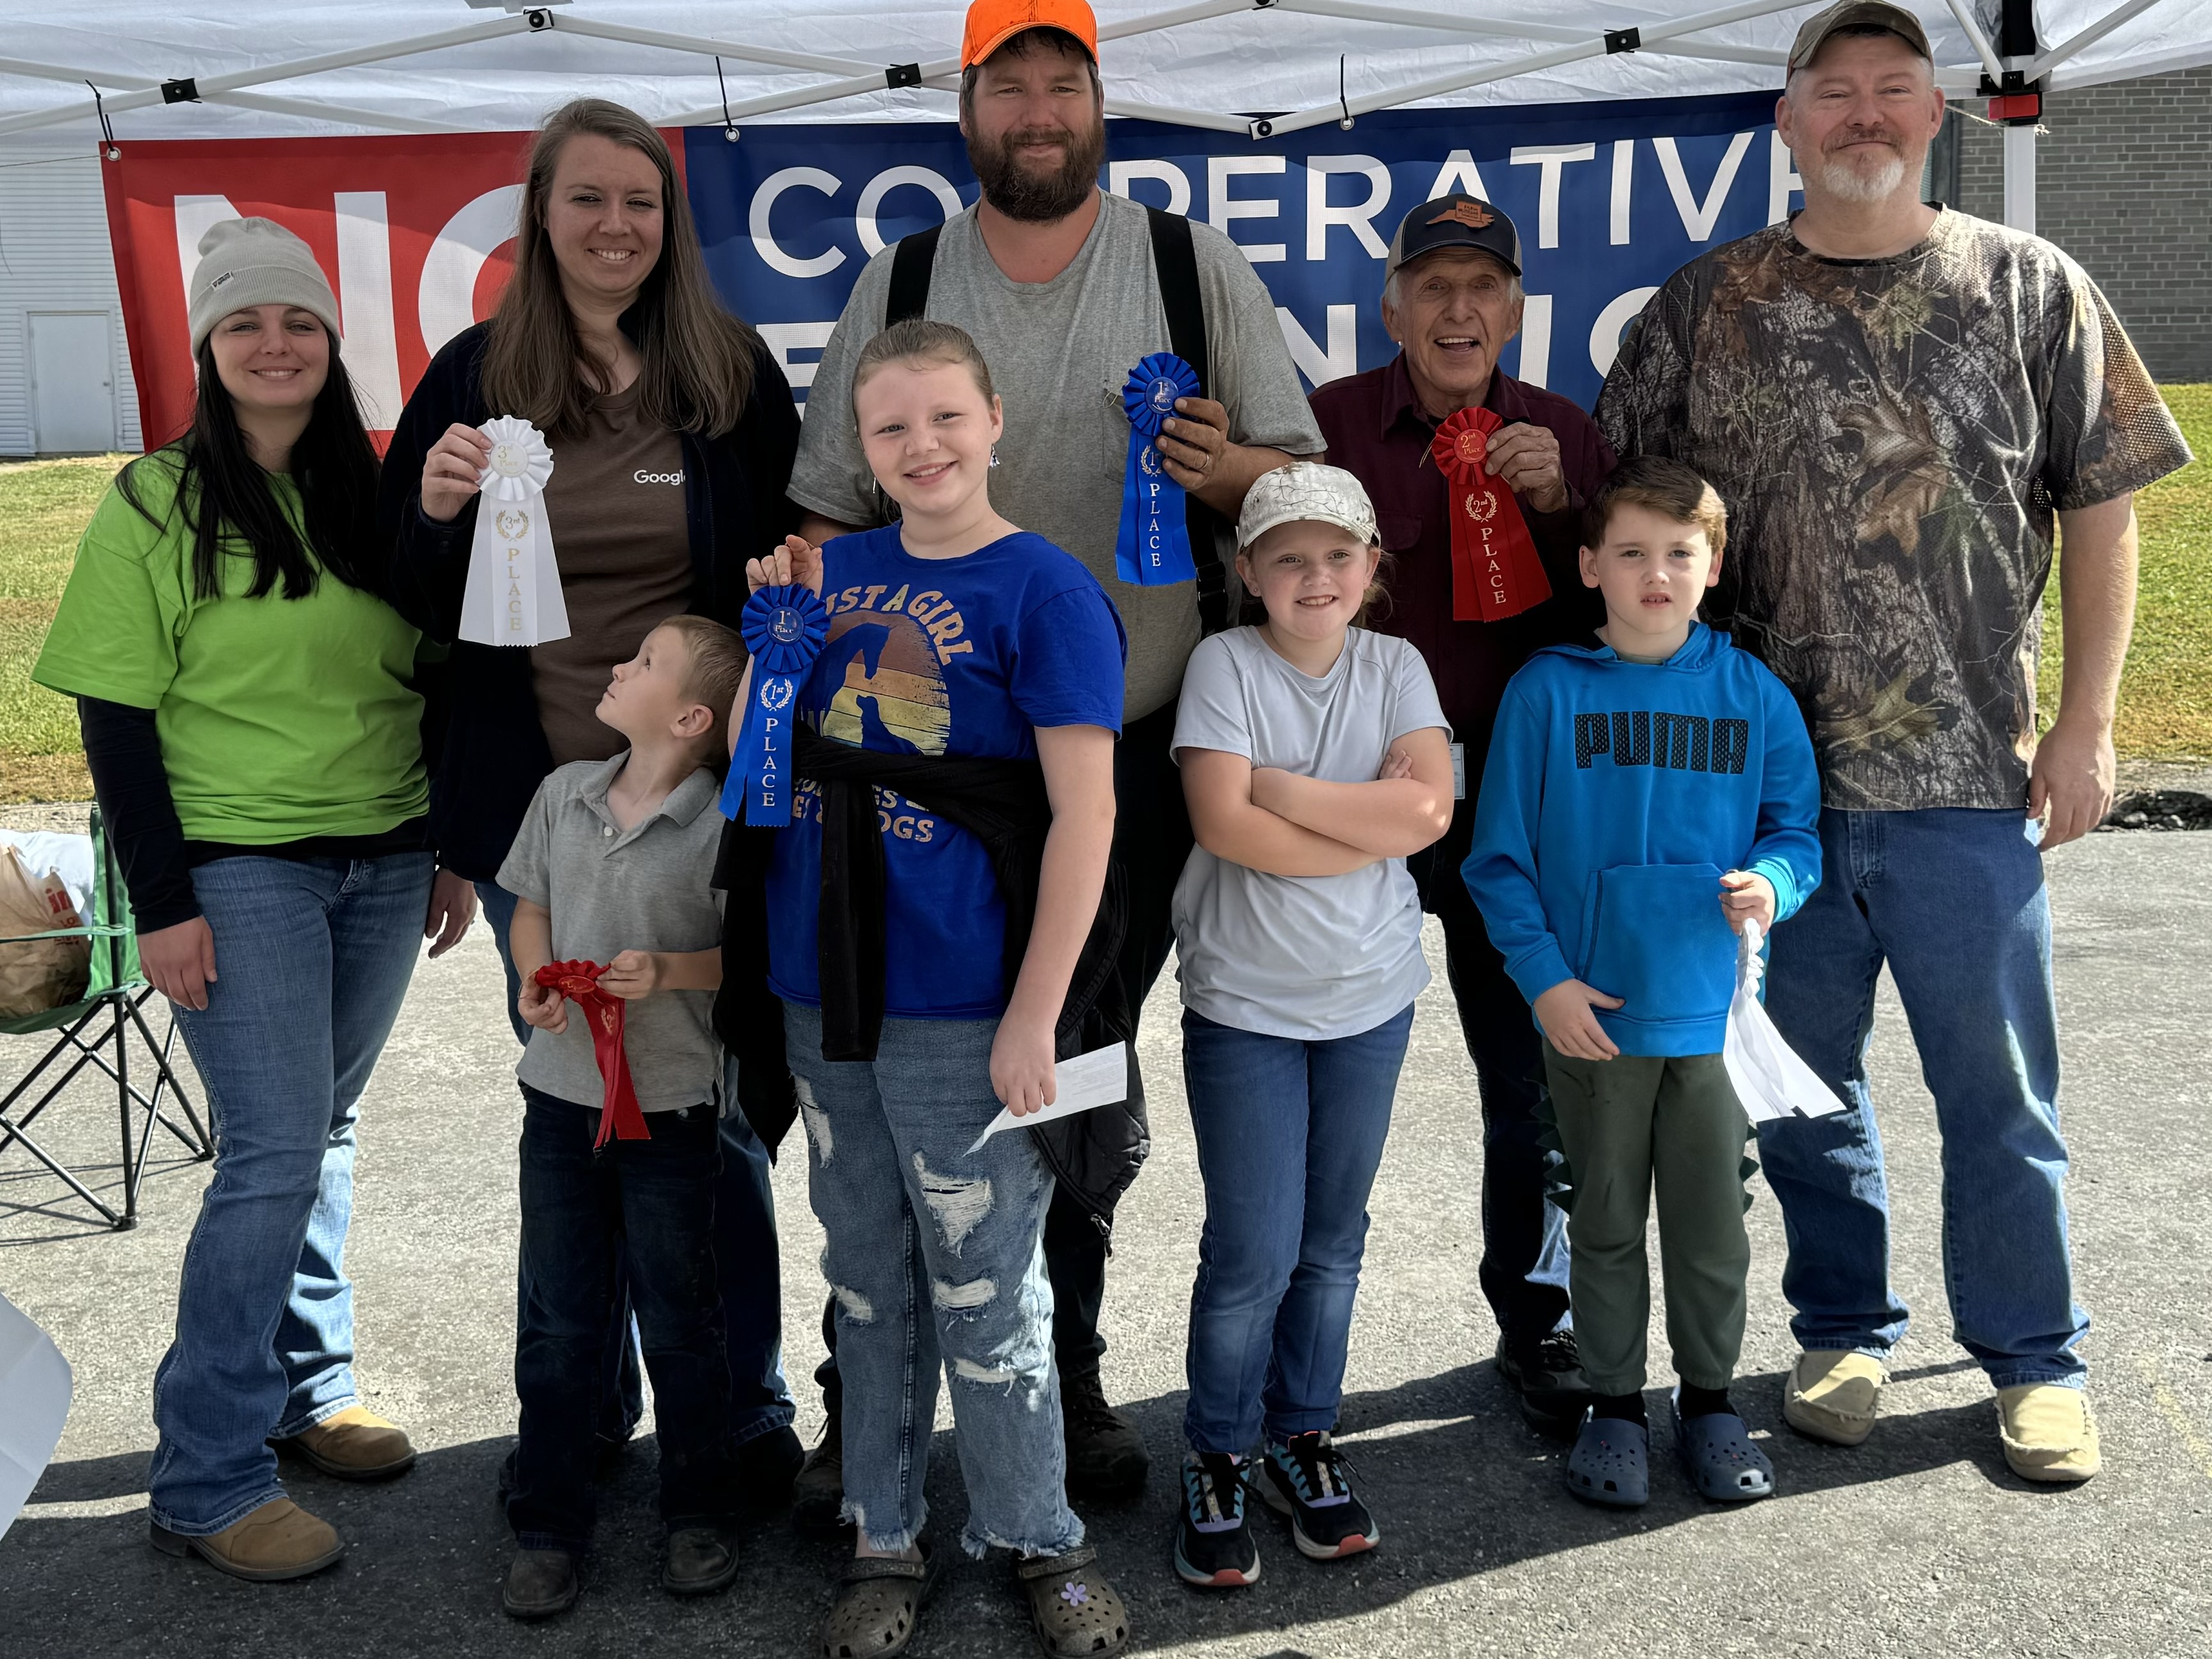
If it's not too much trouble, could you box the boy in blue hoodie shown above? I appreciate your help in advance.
[1463,455,1819,1509]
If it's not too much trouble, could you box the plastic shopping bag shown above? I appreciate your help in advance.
[0,844,90,1019]
[0,1290,73,1543]
[1723,919,1848,1124]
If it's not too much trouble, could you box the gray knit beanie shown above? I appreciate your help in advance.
[187,217,343,354]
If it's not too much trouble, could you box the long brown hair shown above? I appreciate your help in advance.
[480,99,757,438]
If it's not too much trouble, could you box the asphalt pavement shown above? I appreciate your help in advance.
[2,822,2208,1659]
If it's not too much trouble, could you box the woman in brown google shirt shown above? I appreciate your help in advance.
[377,97,803,1542]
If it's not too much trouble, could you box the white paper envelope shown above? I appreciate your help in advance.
[966,1042,1129,1154]
[0,1291,73,1543]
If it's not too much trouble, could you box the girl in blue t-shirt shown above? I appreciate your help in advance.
[744,320,1131,1658]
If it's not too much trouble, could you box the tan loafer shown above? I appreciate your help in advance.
[151,1497,345,1581]
[1782,1350,1887,1446]
[1997,1384,2101,1483]
[275,1405,417,1482]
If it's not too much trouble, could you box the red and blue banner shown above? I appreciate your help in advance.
[102,90,1789,449]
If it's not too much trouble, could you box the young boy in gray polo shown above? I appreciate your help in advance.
[489,616,750,1621]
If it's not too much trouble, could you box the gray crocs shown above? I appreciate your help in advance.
[1672,1396,1776,1502]
[1565,1408,1648,1508]
[821,1542,942,1659]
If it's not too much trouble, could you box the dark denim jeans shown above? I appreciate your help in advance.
[1418,804,1573,1344]
[1180,1004,1415,1453]
[510,1084,736,1551]
[1759,807,2088,1389]
[479,880,793,1447]
[150,851,434,1535]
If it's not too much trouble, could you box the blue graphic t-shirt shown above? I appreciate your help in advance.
[765,524,1128,1018]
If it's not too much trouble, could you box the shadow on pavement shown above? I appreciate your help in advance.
[2,1360,2019,1657]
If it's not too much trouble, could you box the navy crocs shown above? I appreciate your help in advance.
[1671,1393,1776,1502]
[1565,1408,1649,1508]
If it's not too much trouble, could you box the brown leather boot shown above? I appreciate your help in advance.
[274,1405,418,1481]
[151,1498,345,1582]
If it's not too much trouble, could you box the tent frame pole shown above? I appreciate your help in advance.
[0,15,529,140]
[1273,0,1787,67]
[2029,0,2171,79]
[1258,0,1808,139]
[0,56,465,134]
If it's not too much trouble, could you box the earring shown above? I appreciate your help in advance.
[989,445,1001,468]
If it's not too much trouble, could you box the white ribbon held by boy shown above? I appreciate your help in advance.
[459,417,569,647]
[1724,917,1848,1124]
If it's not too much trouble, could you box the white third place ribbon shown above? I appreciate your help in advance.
[459,416,569,647]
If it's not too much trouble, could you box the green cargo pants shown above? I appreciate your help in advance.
[1541,1046,1753,1395]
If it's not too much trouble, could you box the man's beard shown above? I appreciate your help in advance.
[1818,142,1909,205]
[968,118,1106,224]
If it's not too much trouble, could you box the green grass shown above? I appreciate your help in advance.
[1,455,126,801]
[2040,382,2212,760]
[1,393,2206,801]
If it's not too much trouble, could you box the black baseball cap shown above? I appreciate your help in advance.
[1385,195,1522,281]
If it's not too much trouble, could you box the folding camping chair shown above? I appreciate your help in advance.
[0,808,210,1230]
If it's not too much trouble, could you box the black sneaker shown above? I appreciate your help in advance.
[1061,1368,1150,1501]
[1497,1328,1595,1437]
[1258,1432,1378,1560]
[1173,1453,1260,1588]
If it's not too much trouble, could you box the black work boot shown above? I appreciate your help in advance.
[791,1415,847,1539]
[1496,1328,1596,1438]
[1061,1368,1150,1501]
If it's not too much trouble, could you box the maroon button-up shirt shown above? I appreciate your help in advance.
[1311,354,1615,762]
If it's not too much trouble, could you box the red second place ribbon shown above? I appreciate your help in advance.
[1430,407,1551,623]
[533,960,649,1148]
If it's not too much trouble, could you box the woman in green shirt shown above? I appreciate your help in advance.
[33,218,475,1583]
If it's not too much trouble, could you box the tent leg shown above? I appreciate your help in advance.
[2002,123,2036,233]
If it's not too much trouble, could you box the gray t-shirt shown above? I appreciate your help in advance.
[789,193,1325,723]
[1170,626,1449,1042]
[497,755,725,1113]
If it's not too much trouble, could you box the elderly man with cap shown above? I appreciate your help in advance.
[1308,193,1614,1437]
[786,0,1321,1525]
[1599,0,2191,1482]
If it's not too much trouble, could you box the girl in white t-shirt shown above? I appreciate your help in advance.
[1167,462,1454,1590]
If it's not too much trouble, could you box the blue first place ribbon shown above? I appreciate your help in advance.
[720,583,831,827]
[1114,352,1201,587]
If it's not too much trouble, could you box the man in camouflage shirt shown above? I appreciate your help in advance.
[1597,0,2190,1482]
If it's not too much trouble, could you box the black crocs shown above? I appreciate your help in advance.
[820,1542,941,1659]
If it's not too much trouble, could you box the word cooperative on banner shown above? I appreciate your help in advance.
[102,90,1792,447]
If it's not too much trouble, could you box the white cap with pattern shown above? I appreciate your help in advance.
[1235,461,1378,550]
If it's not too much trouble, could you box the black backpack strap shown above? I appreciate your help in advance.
[1144,206,1233,636]
[884,224,941,327]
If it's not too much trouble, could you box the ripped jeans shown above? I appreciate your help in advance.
[783,1003,1082,1560]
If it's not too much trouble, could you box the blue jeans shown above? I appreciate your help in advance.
[478,879,794,1447]
[1759,808,2087,1389]
[149,851,434,1535]
[784,1002,1081,1560]
[1180,1004,1415,1453]
[511,1084,735,1553]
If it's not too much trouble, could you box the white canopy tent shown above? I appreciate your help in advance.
[0,1,2208,232]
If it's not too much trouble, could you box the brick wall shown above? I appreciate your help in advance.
[1950,65,2212,382]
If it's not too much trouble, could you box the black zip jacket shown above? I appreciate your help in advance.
[715,729,1148,1234]
[376,320,801,882]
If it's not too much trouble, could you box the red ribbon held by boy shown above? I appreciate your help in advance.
[533,960,649,1148]
[1429,407,1551,623]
